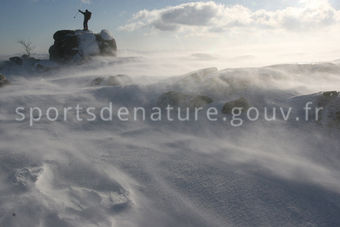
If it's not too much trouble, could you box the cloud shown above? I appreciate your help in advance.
[120,0,340,33]
[80,0,91,4]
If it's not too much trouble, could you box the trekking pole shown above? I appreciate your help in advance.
[73,11,79,19]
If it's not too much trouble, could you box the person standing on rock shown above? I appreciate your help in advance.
[78,9,92,31]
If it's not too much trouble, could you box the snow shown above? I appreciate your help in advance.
[100,29,114,41]
[75,30,100,57]
[0,51,340,226]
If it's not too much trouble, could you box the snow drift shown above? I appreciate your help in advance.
[0,50,340,226]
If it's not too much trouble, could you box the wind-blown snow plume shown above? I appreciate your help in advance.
[1,50,340,226]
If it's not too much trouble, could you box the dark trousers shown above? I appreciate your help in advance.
[83,19,89,31]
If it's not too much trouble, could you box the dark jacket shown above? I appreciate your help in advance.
[79,10,92,20]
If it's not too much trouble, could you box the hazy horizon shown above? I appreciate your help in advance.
[1,0,340,64]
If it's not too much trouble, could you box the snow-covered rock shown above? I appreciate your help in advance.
[100,29,114,41]
[157,91,213,108]
[222,97,249,114]
[12,167,42,187]
[33,60,59,72]
[317,91,340,127]
[91,74,132,87]
[76,30,100,57]
[290,91,340,127]
[96,30,117,56]
[1,55,59,75]
[49,29,117,63]
[9,56,23,65]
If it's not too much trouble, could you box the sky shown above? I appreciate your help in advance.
[0,0,340,56]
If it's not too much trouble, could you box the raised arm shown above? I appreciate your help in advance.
[78,10,85,14]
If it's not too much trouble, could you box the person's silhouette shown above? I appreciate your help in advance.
[78,9,92,31]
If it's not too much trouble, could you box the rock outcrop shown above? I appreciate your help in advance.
[3,54,58,73]
[157,91,213,108]
[9,56,23,65]
[49,29,117,63]
[290,91,340,127]
[49,30,78,62]
[96,30,117,55]
[317,91,340,127]
[317,91,339,107]
[222,97,249,114]
[91,75,132,87]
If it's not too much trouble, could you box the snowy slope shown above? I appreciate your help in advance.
[0,52,340,227]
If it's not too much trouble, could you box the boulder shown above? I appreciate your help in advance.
[222,97,249,114]
[49,29,117,63]
[316,91,340,127]
[317,91,339,107]
[96,30,117,56]
[157,91,213,108]
[106,75,131,86]
[0,74,9,87]
[91,74,131,86]
[292,91,340,127]
[191,96,214,108]
[91,77,105,86]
